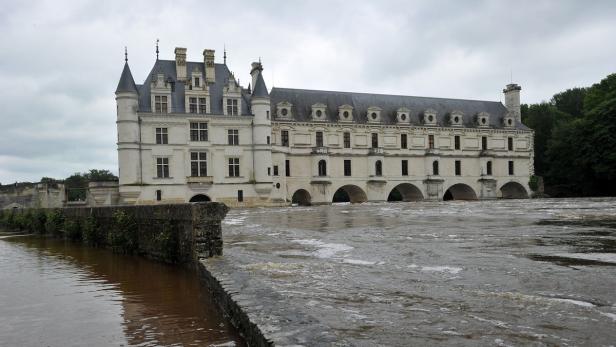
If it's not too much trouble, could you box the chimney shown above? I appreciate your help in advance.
[203,49,215,83]
[250,61,263,90]
[503,83,522,122]
[174,47,187,81]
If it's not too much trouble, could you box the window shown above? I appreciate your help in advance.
[508,137,514,151]
[375,160,382,176]
[318,160,327,176]
[156,128,168,144]
[189,97,198,113]
[482,136,488,150]
[316,131,324,147]
[190,152,207,177]
[508,161,514,175]
[228,129,239,145]
[190,122,208,141]
[285,159,290,177]
[371,133,378,148]
[268,167,271,176]
[228,157,240,177]
[266,110,270,120]
[344,159,352,176]
[428,135,435,149]
[455,160,461,176]
[454,135,460,150]
[156,157,170,178]
[402,160,408,176]
[273,165,279,176]
[237,190,243,202]
[156,190,162,201]
[401,134,408,149]
[199,98,207,114]
[194,77,200,88]
[155,95,168,113]
[486,161,492,175]
[432,160,439,175]
[227,98,239,115]
[281,130,289,147]
[266,136,270,145]
[343,132,351,148]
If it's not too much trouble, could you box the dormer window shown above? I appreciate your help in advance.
[226,98,239,116]
[449,110,464,127]
[476,112,490,127]
[423,108,438,126]
[276,101,293,118]
[396,107,410,123]
[367,106,382,123]
[194,77,200,88]
[223,78,241,116]
[311,103,327,121]
[338,104,354,122]
[503,112,515,128]
[155,95,168,114]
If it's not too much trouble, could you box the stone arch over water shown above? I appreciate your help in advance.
[292,189,312,206]
[189,194,211,202]
[387,183,424,202]
[332,185,368,203]
[443,183,477,201]
[499,181,529,199]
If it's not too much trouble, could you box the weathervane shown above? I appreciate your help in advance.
[156,38,160,60]
[124,46,128,63]
[224,44,227,65]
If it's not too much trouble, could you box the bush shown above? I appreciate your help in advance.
[45,210,65,236]
[31,209,47,234]
[529,175,539,192]
[63,219,81,241]
[108,210,138,254]
[156,221,179,263]
[82,216,104,246]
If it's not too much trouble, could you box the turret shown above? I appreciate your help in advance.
[503,83,522,123]
[115,55,141,186]
[250,63,272,185]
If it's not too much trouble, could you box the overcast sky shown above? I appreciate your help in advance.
[1,0,615,184]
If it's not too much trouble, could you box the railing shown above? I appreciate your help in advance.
[186,176,214,184]
[369,147,384,155]
[312,147,329,154]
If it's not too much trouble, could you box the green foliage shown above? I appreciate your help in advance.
[108,210,138,254]
[63,219,82,241]
[155,221,179,263]
[85,169,118,182]
[551,87,587,118]
[528,176,539,192]
[45,210,65,236]
[82,216,105,246]
[31,209,47,234]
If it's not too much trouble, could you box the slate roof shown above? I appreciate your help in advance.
[115,62,138,93]
[270,87,529,130]
[252,72,269,98]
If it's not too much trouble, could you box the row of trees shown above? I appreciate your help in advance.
[522,73,616,197]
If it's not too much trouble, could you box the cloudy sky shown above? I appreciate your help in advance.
[1,0,615,184]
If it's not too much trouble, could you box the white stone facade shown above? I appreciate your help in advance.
[115,47,534,207]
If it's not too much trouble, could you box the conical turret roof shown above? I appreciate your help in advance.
[252,72,269,98]
[115,62,138,93]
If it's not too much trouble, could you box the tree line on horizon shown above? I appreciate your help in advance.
[522,73,616,197]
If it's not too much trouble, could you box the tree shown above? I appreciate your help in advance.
[551,87,587,118]
[84,169,118,182]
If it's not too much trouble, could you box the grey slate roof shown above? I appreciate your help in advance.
[270,87,529,130]
[115,62,138,93]
[136,60,252,115]
[252,72,269,97]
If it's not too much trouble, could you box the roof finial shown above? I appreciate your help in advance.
[124,46,128,63]
[259,56,262,64]
[156,38,160,60]
[223,44,227,65]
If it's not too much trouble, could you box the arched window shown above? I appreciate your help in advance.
[318,160,327,177]
[486,161,492,175]
[433,160,439,175]
[375,160,383,176]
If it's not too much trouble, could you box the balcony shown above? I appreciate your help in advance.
[479,149,495,157]
[368,147,384,155]
[186,176,213,184]
[425,148,440,156]
[312,146,329,155]
[310,176,332,185]
[367,175,387,184]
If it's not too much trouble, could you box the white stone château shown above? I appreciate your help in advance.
[115,47,534,207]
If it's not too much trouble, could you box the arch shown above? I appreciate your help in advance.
[318,160,327,177]
[387,183,424,202]
[292,189,312,206]
[375,160,383,176]
[332,185,368,203]
[443,183,477,201]
[432,160,439,175]
[499,181,529,199]
[189,194,211,202]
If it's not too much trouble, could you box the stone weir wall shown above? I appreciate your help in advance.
[0,203,228,264]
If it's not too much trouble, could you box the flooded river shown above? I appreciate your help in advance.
[223,198,616,346]
[0,235,243,346]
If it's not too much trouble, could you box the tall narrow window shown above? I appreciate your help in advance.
[316,131,324,147]
[454,135,460,150]
[508,160,514,175]
[228,129,239,145]
[343,132,351,148]
[190,122,208,141]
[375,160,383,176]
[189,97,198,113]
[237,190,244,202]
[371,133,379,148]
[228,157,240,177]
[156,190,162,201]
[508,137,514,151]
[401,134,408,149]
[199,97,207,114]
[156,157,170,178]
[482,136,488,150]
[266,136,270,145]
[455,160,461,176]
[318,160,327,177]
[428,135,435,149]
[432,160,439,175]
[344,160,352,176]
[281,130,289,147]
[486,161,492,175]
[190,152,207,177]
[194,77,200,88]
[156,128,168,144]
[155,95,168,113]
[273,165,279,176]
[227,98,239,115]
[285,159,290,177]
[401,160,408,176]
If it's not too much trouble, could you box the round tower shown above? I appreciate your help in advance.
[250,62,273,187]
[115,57,141,186]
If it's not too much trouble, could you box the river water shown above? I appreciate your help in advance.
[222,198,616,346]
[0,235,244,346]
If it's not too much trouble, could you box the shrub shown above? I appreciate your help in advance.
[82,216,104,246]
[63,219,82,241]
[45,210,65,236]
[156,221,179,263]
[108,210,138,254]
[31,209,47,234]
[529,175,539,192]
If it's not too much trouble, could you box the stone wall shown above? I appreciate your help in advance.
[0,182,65,209]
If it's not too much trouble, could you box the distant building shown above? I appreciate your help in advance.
[115,46,533,207]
